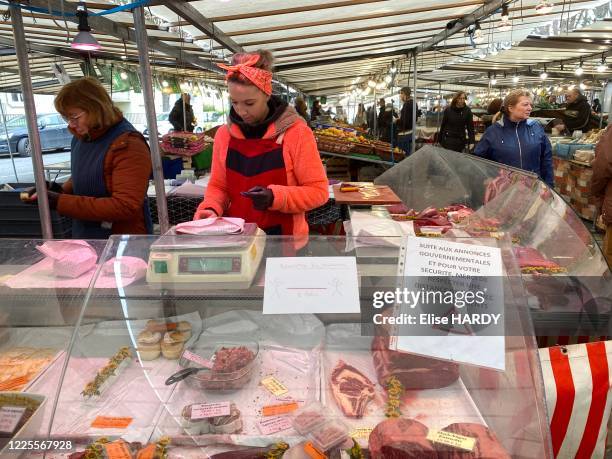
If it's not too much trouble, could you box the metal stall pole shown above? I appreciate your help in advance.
[182,93,187,132]
[411,49,417,156]
[373,87,378,138]
[0,95,19,182]
[10,1,52,238]
[437,83,442,139]
[133,6,169,234]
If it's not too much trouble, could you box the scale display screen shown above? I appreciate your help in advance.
[178,256,241,274]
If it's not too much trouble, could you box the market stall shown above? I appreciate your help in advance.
[0,234,555,458]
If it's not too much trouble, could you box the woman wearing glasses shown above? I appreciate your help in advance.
[25,77,152,238]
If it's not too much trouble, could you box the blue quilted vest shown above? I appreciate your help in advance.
[70,118,153,238]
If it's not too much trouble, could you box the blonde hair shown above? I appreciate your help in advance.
[55,77,122,130]
[228,49,274,87]
[501,89,532,116]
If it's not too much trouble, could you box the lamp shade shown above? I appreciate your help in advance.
[71,30,101,51]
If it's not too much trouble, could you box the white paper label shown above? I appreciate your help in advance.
[191,401,231,420]
[394,237,506,371]
[0,406,26,434]
[182,350,213,369]
[257,416,293,435]
[263,257,360,314]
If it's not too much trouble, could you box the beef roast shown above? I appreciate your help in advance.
[330,360,375,418]
[369,418,437,459]
[434,423,511,459]
[372,335,459,390]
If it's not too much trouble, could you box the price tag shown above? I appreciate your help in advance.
[262,401,299,417]
[426,430,476,451]
[91,416,133,429]
[136,444,156,459]
[303,441,327,459]
[261,375,288,396]
[0,406,25,434]
[350,427,373,439]
[182,350,214,369]
[191,401,231,420]
[257,416,292,435]
[104,441,132,459]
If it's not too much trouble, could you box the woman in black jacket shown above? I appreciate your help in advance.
[439,91,475,152]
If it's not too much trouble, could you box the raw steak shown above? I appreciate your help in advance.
[330,360,375,418]
[368,418,437,459]
[434,423,511,459]
[372,335,459,390]
[512,246,561,269]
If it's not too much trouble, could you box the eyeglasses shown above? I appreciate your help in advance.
[63,112,86,124]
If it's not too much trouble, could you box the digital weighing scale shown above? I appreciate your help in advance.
[146,223,266,288]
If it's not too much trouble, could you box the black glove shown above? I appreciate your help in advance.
[47,181,64,193]
[21,181,62,200]
[241,186,274,211]
[46,191,60,210]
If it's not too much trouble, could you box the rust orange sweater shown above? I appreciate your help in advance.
[197,109,328,244]
[57,131,152,235]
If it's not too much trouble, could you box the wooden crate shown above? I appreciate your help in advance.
[324,157,350,181]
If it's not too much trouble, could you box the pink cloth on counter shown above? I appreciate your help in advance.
[175,217,245,235]
[36,240,97,278]
[101,256,148,279]
[3,256,147,289]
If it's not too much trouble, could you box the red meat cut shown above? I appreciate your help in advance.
[434,423,511,459]
[512,246,561,269]
[369,418,437,459]
[372,335,460,390]
[330,360,375,418]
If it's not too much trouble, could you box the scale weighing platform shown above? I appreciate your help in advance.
[146,223,266,289]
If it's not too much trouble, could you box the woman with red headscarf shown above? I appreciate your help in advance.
[194,50,328,248]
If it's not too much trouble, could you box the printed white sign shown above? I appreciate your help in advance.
[258,416,293,435]
[191,402,231,420]
[263,257,360,314]
[394,237,506,370]
[182,350,214,369]
[0,406,26,434]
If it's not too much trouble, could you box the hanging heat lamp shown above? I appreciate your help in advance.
[71,2,101,51]
[575,59,584,76]
[597,54,607,73]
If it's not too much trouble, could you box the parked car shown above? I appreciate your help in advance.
[0,114,72,157]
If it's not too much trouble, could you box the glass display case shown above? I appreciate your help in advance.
[375,146,611,338]
[16,233,553,457]
[0,238,108,457]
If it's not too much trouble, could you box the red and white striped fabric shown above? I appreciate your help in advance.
[539,341,612,459]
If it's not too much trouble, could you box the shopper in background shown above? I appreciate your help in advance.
[378,102,397,143]
[593,98,602,114]
[310,100,322,121]
[562,88,591,134]
[474,89,553,187]
[482,98,503,128]
[169,93,195,132]
[22,77,152,237]
[353,103,367,128]
[438,91,475,153]
[376,98,386,135]
[194,50,328,248]
[591,125,612,267]
[366,104,376,133]
[397,87,417,154]
[294,97,309,121]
